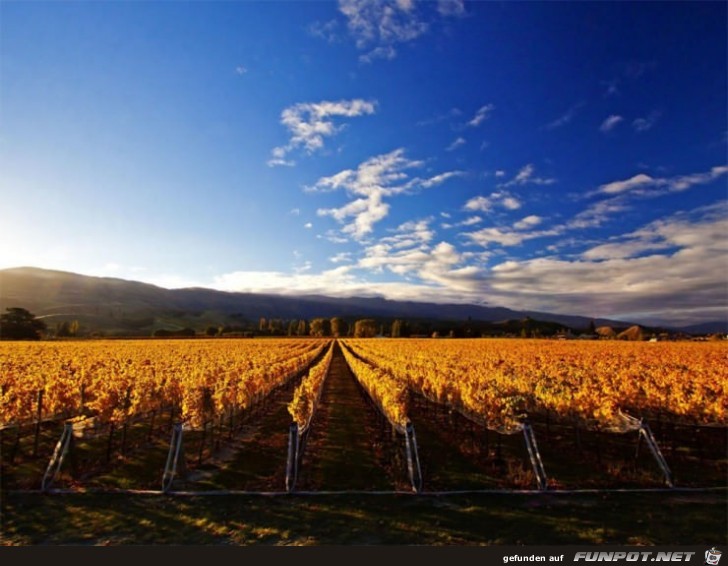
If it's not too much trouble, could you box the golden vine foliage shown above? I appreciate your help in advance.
[339,341,409,430]
[287,340,335,429]
[342,338,728,430]
[0,339,329,428]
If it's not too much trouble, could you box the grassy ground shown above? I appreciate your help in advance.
[2,490,726,545]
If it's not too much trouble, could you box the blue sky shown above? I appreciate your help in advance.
[1,1,726,326]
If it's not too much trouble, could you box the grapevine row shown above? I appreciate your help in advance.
[342,338,728,430]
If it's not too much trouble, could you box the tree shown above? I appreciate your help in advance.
[391,319,409,338]
[56,320,80,337]
[309,318,331,337]
[287,320,299,336]
[353,319,377,338]
[330,317,348,337]
[296,319,308,336]
[0,307,47,340]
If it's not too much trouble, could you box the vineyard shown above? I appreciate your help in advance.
[2,337,726,496]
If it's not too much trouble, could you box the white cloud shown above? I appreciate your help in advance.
[467,104,495,127]
[583,202,728,261]
[495,170,506,177]
[380,218,435,249]
[460,215,482,227]
[304,222,313,229]
[464,191,522,213]
[499,164,556,187]
[486,203,728,326]
[268,98,376,166]
[338,0,428,62]
[568,197,630,229]
[501,196,522,210]
[462,221,561,248]
[235,65,247,75]
[464,227,528,247]
[313,149,460,240]
[446,136,466,151]
[329,252,353,264]
[203,202,726,327]
[513,215,542,230]
[598,173,656,195]
[595,165,728,196]
[420,170,464,188]
[357,238,485,291]
[334,0,467,63]
[599,114,624,133]
[289,208,301,216]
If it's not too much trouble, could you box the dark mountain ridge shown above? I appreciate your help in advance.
[0,266,705,337]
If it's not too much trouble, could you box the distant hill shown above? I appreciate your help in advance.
[676,321,728,335]
[0,266,642,337]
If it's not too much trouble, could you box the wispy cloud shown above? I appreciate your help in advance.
[446,136,466,151]
[329,252,353,264]
[338,0,428,63]
[420,170,465,188]
[441,215,482,229]
[632,110,661,132]
[513,215,542,230]
[487,202,727,325]
[380,217,435,249]
[467,104,495,127]
[568,197,630,229]
[571,165,728,229]
[268,99,377,167]
[437,0,466,17]
[206,201,727,327]
[595,165,728,196]
[462,222,561,248]
[597,173,655,195]
[416,107,462,127]
[599,114,623,133]
[333,0,466,63]
[499,164,556,187]
[543,101,585,130]
[308,19,340,42]
[234,65,248,75]
[601,79,620,97]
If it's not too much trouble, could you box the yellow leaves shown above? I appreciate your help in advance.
[340,341,409,430]
[0,338,330,427]
[340,338,728,429]
[288,341,334,428]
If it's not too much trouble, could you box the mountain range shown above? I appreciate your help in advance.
[0,267,724,336]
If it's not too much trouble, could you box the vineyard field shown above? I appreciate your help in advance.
[2,337,727,544]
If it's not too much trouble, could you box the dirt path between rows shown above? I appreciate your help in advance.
[295,342,407,491]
